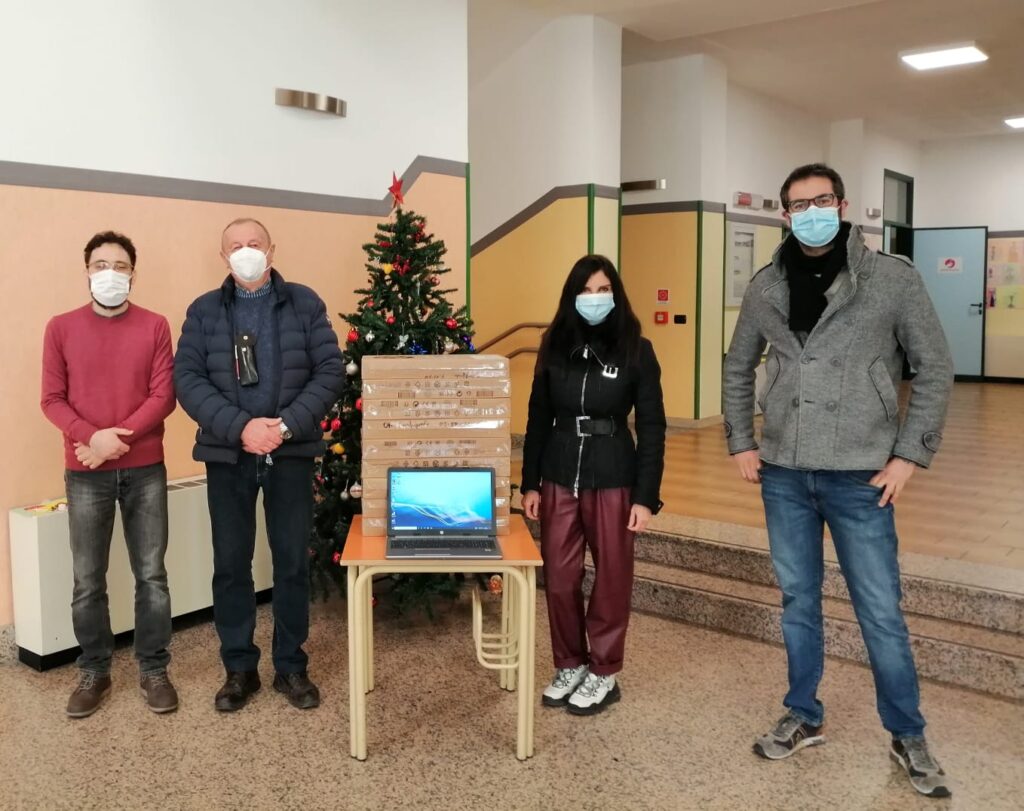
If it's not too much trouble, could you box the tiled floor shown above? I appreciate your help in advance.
[1,598,1021,810]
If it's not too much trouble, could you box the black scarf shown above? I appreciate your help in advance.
[783,222,851,333]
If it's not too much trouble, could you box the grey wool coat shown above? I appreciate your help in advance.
[723,225,954,470]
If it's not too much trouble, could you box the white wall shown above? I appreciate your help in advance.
[0,0,468,198]
[917,135,1024,230]
[470,6,621,240]
[727,84,826,216]
[863,128,920,220]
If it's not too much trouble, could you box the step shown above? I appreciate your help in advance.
[632,528,1024,635]
[524,515,1024,634]
[583,561,1024,700]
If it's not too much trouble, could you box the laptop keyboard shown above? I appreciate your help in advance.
[390,538,494,549]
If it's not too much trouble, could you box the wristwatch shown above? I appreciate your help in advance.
[279,422,293,440]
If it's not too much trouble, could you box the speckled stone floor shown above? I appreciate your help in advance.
[1,596,1020,810]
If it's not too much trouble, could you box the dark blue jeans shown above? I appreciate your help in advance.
[205,454,314,675]
[760,463,926,737]
[65,462,172,675]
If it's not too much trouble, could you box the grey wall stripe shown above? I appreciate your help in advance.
[861,224,884,235]
[703,201,726,213]
[0,155,466,216]
[990,230,1024,238]
[470,184,591,256]
[726,212,786,227]
[622,201,702,215]
[594,184,620,200]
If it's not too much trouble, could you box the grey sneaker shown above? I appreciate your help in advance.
[753,711,825,760]
[542,665,588,707]
[140,671,179,714]
[890,737,952,798]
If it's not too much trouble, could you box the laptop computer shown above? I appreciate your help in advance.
[385,467,502,559]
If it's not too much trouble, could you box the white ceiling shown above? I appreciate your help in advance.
[513,0,1024,140]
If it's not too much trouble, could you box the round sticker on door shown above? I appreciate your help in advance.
[938,257,963,273]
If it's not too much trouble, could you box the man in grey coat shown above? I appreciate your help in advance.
[723,163,954,798]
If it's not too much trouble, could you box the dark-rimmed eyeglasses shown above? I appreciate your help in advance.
[787,193,839,213]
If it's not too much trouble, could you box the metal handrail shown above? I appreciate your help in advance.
[476,322,549,352]
[508,347,538,359]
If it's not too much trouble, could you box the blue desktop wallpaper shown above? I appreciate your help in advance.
[389,469,494,531]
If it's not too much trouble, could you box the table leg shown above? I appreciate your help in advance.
[365,567,375,692]
[347,565,359,759]
[499,574,510,691]
[514,569,530,760]
[353,570,369,760]
[526,566,537,757]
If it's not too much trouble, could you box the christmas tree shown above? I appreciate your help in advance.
[309,174,476,608]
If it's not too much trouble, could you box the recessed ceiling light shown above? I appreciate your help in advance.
[900,44,988,71]
[1006,117,1024,129]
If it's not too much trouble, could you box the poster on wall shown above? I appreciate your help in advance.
[987,237,1023,310]
[726,223,756,307]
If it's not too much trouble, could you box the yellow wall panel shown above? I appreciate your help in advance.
[621,211,698,420]
[593,196,620,264]
[699,210,725,418]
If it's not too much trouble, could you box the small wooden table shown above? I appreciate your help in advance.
[341,515,542,761]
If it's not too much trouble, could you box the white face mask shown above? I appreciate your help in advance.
[89,269,131,307]
[228,246,268,283]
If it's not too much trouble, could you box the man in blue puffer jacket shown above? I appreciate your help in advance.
[175,217,343,713]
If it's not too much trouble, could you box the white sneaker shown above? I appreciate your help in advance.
[541,665,588,707]
[567,672,620,715]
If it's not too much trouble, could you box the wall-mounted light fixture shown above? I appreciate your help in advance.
[275,88,347,117]
[621,179,667,192]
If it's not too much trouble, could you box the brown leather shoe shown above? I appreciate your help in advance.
[140,671,179,714]
[66,672,112,718]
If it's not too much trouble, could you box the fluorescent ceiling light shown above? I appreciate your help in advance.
[1006,117,1024,129]
[900,44,988,71]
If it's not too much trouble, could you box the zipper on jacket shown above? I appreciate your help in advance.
[573,348,591,499]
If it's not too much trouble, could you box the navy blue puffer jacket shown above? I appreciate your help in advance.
[174,270,344,463]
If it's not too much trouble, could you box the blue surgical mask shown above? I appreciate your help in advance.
[576,292,615,325]
[790,205,841,248]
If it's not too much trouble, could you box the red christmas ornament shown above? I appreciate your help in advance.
[332,551,342,565]
[367,299,375,308]
[445,318,458,329]
[429,275,440,286]
[356,398,363,411]
[378,240,391,249]
[347,329,359,343]
[320,419,329,430]
[386,315,396,325]
[331,418,342,431]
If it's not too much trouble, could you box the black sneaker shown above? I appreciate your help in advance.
[214,671,261,712]
[890,736,952,798]
[273,672,320,710]
[753,711,825,760]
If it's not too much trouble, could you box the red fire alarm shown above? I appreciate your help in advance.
[657,288,670,303]
[654,311,669,325]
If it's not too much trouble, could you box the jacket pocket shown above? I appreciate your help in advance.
[756,353,781,412]
[868,357,898,421]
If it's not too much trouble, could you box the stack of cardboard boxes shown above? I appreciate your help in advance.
[359,355,513,536]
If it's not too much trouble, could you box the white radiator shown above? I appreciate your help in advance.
[8,475,274,667]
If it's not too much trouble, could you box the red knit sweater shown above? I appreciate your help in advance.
[41,303,175,471]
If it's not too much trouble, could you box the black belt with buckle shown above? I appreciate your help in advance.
[554,415,619,437]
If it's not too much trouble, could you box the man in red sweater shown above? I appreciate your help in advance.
[40,231,178,718]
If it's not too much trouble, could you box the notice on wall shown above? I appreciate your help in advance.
[656,288,670,303]
[987,238,1023,309]
[726,223,756,307]
[938,256,964,274]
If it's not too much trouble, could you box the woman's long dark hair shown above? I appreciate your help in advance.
[536,255,642,370]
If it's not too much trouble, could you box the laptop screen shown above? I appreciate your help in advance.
[387,468,496,535]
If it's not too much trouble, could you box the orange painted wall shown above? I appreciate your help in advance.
[0,172,465,626]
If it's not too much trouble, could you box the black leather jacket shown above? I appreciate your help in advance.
[521,336,666,512]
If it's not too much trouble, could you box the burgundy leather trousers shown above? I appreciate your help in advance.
[540,481,635,676]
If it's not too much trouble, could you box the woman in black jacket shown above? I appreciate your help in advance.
[521,254,666,715]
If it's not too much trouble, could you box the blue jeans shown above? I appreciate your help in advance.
[65,462,172,675]
[205,454,313,675]
[760,463,925,737]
